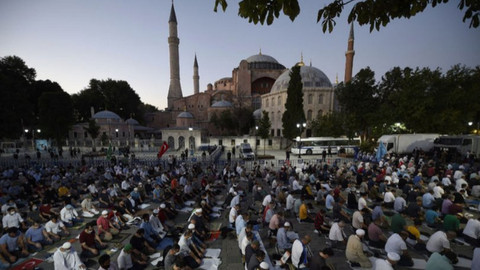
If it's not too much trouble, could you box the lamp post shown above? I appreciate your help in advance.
[115,128,119,147]
[255,126,258,159]
[24,129,41,150]
[296,122,306,158]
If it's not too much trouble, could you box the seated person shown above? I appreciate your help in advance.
[79,223,107,258]
[26,204,48,225]
[368,219,387,249]
[276,222,297,251]
[314,209,331,235]
[463,217,480,247]
[45,215,70,241]
[24,222,53,252]
[426,230,456,254]
[130,229,156,260]
[406,219,426,250]
[0,227,29,264]
[328,221,347,249]
[425,250,458,270]
[60,204,83,227]
[80,196,99,218]
[117,243,148,270]
[178,230,203,268]
[425,206,441,228]
[53,242,86,270]
[97,210,120,241]
[346,229,372,268]
[299,202,314,223]
[2,207,26,231]
[385,231,413,267]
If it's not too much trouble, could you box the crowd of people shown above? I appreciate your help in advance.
[0,149,479,270]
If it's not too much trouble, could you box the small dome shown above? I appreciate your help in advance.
[177,111,194,118]
[271,65,332,93]
[211,100,233,108]
[92,110,121,120]
[253,109,262,120]
[246,53,279,64]
[126,118,140,125]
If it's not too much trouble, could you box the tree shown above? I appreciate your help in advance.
[84,119,100,150]
[257,111,271,156]
[72,79,143,122]
[0,56,36,139]
[38,91,74,147]
[336,67,380,141]
[310,112,346,137]
[214,0,479,32]
[282,65,305,140]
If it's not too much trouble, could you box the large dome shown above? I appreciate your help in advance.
[92,110,121,120]
[177,111,194,118]
[271,65,332,92]
[246,53,279,64]
[211,100,233,108]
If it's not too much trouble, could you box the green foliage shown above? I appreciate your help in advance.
[310,112,346,137]
[257,110,272,155]
[38,91,74,146]
[84,119,100,140]
[282,65,305,140]
[0,56,37,139]
[257,111,271,140]
[72,79,143,122]
[212,107,254,135]
[214,0,480,32]
[336,67,380,140]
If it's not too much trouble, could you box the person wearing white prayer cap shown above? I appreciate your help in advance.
[53,241,86,269]
[346,229,372,268]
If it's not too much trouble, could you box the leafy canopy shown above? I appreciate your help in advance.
[214,0,480,32]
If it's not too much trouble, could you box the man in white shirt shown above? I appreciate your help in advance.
[455,176,468,192]
[358,193,370,211]
[286,192,295,214]
[385,232,413,266]
[2,207,25,230]
[383,188,396,208]
[292,178,303,194]
[463,217,480,246]
[45,215,69,241]
[375,252,400,270]
[291,235,311,269]
[262,193,273,207]
[229,204,239,227]
[53,242,86,270]
[442,175,452,186]
[426,230,456,253]
[433,183,445,199]
[328,221,346,248]
[60,204,83,227]
[229,192,240,209]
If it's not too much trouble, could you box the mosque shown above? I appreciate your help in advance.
[67,3,355,151]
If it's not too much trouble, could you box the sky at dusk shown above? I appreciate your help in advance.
[1,0,479,110]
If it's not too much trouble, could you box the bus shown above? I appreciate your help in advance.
[291,137,361,155]
[433,135,480,158]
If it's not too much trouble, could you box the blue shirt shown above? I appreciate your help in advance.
[25,226,45,242]
[276,228,292,249]
[140,221,156,243]
[422,193,435,208]
[0,231,21,252]
[326,195,335,210]
[235,215,245,235]
[372,206,384,221]
[425,209,439,225]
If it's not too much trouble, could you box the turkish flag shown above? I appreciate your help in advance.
[157,141,169,158]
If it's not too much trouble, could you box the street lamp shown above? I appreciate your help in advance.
[24,129,41,149]
[255,126,258,159]
[115,129,119,147]
[296,122,306,158]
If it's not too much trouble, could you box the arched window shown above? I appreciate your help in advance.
[308,94,313,104]
[266,98,269,107]
[271,112,275,122]
[277,96,281,106]
[318,94,324,104]
[318,110,323,118]
[307,110,313,120]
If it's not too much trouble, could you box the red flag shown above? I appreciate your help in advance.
[157,141,169,158]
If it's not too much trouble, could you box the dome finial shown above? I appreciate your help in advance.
[309,59,312,67]
[336,73,339,84]
[259,48,262,55]
[296,52,305,66]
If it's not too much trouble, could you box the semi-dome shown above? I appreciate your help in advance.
[271,65,332,92]
[126,118,140,125]
[177,111,194,118]
[253,109,262,120]
[92,110,122,120]
[246,53,279,64]
[211,100,233,108]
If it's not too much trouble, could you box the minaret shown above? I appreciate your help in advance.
[193,54,199,95]
[344,23,355,83]
[167,2,183,110]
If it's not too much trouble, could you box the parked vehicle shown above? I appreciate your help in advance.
[291,137,361,155]
[434,135,480,158]
[377,134,440,154]
[239,143,255,160]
